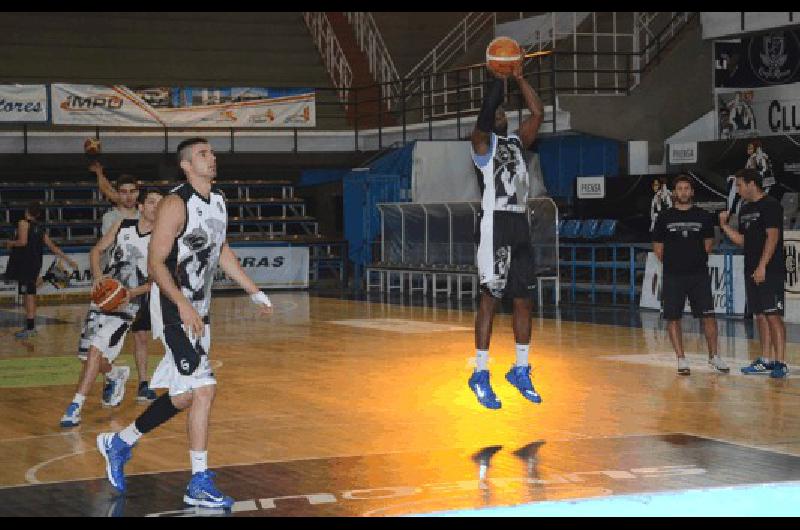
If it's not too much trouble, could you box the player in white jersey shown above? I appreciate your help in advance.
[468,61,545,410]
[96,138,273,509]
[60,189,163,427]
[77,171,157,405]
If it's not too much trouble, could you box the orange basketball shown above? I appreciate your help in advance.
[486,36,523,76]
[84,137,102,155]
[92,278,128,312]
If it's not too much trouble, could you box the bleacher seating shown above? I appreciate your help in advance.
[0,178,345,285]
[560,219,583,239]
[578,219,600,240]
[596,219,617,239]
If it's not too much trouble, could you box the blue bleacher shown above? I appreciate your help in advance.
[597,219,617,239]
[561,219,583,239]
[578,219,600,239]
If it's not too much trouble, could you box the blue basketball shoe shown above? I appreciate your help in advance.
[468,370,501,410]
[505,365,543,404]
[770,362,789,379]
[740,357,774,375]
[59,402,81,428]
[97,432,133,493]
[184,471,234,509]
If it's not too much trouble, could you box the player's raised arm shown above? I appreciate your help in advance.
[512,62,544,149]
[472,73,506,156]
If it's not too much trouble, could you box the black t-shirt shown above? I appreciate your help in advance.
[5,220,45,282]
[738,195,785,276]
[652,206,714,275]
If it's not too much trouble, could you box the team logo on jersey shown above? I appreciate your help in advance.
[180,359,190,372]
[183,228,209,251]
[197,208,203,217]
[124,234,130,241]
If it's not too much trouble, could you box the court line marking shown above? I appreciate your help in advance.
[24,431,188,485]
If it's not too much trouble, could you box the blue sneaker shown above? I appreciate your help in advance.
[14,328,37,339]
[468,370,501,410]
[102,379,114,405]
[740,357,774,375]
[184,471,234,509]
[770,362,789,379]
[96,432,133,493]
[59,402,81,428]
[505,365,543,404]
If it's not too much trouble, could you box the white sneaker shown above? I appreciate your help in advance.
[708,355,730,373]
[677,357,690,376]
[102,366,131,407]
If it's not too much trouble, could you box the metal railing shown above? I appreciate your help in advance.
[344,12,402,110]
[2,14,697,155]
[303,12,353,106]
[636,12,695,80]
[404,13,497,89]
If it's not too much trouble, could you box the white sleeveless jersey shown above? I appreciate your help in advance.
[151,183,228,339]
[101,218,150,317]
[471,132,529,214]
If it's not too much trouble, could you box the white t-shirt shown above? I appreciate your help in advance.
[101,207,139,236]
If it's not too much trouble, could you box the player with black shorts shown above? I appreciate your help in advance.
[96,138,273,509]
[652,175,729,375]
[5,204,77,339]
[719,168,789,378]
[60,189,163,427]
[467,61,545,410]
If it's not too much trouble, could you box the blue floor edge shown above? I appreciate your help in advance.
[411,481,800,517]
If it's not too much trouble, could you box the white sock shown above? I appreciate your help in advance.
[72,393,86,410]
[475,349,489,371]
[119,423,142,446]
[190,450,208,475]
[515,344,530,367]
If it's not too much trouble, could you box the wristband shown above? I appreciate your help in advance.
[250,291,272,307]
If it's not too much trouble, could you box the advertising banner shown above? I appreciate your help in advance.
[214,246,309,289]
[640,252,746,314]
[716,82,800,139]
[51,85,315,128]
[785,230,800,297]
[0,84,48,123]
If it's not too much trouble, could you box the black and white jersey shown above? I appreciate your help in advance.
[102,219,151,317]
[472,132,529,214]
[151,183,227,339]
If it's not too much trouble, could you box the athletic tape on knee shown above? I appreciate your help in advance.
[477,77,505,133]
[134,393,181,434]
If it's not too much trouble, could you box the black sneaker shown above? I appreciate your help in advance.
[136,381,157,402]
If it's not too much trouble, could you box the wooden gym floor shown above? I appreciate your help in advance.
[0,292,798,516]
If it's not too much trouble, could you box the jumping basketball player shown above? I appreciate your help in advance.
[96,138,273,508]
[60,189,163,427]
[467,62,544,410]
